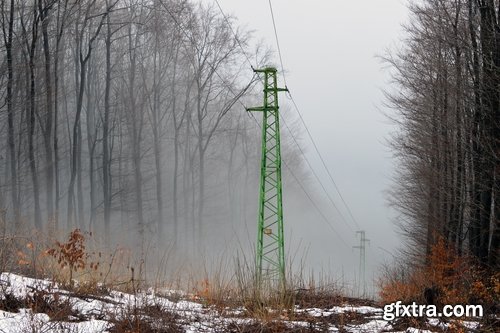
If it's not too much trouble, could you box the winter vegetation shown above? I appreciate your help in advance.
[0,0,499,332]
[0,231,489,332]
[0,271,450,333]
[379,0,499,327]
[0,0,308,259]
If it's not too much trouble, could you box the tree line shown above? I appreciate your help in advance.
[0,0,304,251]
[386,0,499,270]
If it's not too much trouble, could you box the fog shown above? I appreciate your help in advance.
[200,0,410,295]
[0,0,408,297]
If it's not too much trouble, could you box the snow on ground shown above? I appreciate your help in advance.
[0,273,484,332]
[0,308,111,333]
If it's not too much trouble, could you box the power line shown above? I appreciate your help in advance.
[212,0,269,96]
[353,230,370,296]
[157,0,256,115]
[246,110,350,250]
[210,0,268,127]
[265,0,361,230]
[280,116,355,233]
[210,0,357,243]
[288,95,361,230]
[213,0,256,69]
[268,0,287,87]
[283,158,351,250]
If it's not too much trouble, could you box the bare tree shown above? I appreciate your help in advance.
[2,0,20,226]
[67,0,112,227]
[385,0,499,269]
[20,0,42,229]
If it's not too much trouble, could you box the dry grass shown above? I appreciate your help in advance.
[186,259,350,324]
[1,228,141,296]
[2,226,348,311]
[108,303,183,333]
[0,292,25,313]
[0,288,82,322]
[226,321,317,333]
[0,227,494,332]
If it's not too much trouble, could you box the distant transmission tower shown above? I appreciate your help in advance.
[353,230,370,296]
[247,67,288,287]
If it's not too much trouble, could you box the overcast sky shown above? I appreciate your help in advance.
[198,0,409,295]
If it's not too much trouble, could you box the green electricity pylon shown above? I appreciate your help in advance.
[247,67,288,286]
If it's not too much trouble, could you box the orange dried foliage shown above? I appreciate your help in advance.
[379,237,498,308]
[16,250,30,267]
[46,229,94,286]
[192,278,211,301]
[379,278,423,304]
[425,238,468,304]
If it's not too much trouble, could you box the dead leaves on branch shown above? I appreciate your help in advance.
[46,229,99,286]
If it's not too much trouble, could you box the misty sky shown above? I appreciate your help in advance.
[198,0,409,294]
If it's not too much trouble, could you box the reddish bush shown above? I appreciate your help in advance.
[379,237,498,311]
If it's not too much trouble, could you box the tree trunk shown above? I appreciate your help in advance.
[171,57,180,243]
[77,120,84,228]
[5,0,20,226]
[103,11,112,242]
[86,63,97,229]
[53,36,61,230]
[489,0,500,269]
[68,45,88,228]
[183,94,192,245]
[127,24,144,240]
[67,2,109,228]
[477,1,498,265]
[196,83,204,241]
[39,0,54,224]
[151,38,163,238]
[27,11,42,229]
[468,0,483,259]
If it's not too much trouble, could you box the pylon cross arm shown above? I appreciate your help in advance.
[247,106,266,112]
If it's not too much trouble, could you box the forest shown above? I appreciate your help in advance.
[386,0,499,270]
[0,0,309,261]
[0,0,498,331]
[0,0,498,303]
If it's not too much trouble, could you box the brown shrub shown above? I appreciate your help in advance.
[379,237,499,317]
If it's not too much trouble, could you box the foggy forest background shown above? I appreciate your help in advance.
[0,0,307,269]
[0,0,498,295]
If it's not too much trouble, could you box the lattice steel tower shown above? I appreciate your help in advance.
[247,67,288,285]
[353,230,370,296]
